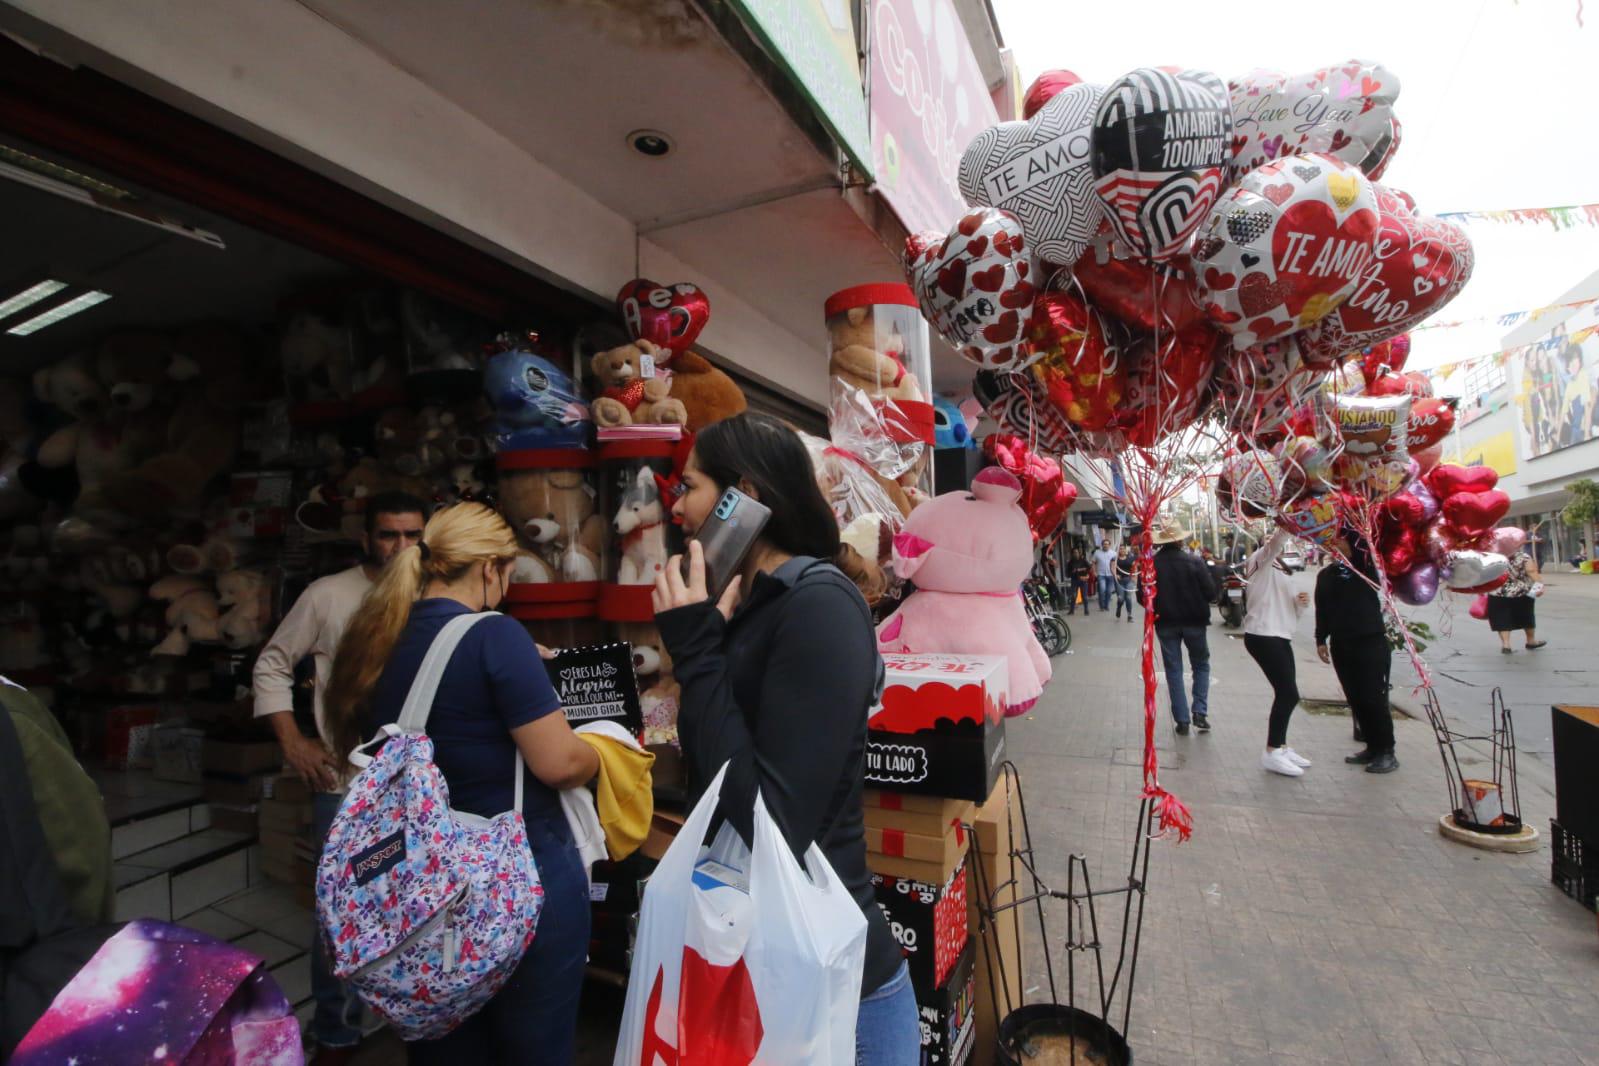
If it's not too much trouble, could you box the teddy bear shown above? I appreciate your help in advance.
[32,344,164,521]
[374,407,423,477]
[588,342,688,428]
[149,574,222,656]
[828,304,934,485]
[167,533,244,576]
[280,306,353,403]
[616,620,681,753]
[99,325,253,520]
[444,462,488,505]
[31,351,104,423]
[216,569,272,650]
[499,467,604,583]
[649,340,747,433]
[876,467,1051,716]
[613,465,670,585]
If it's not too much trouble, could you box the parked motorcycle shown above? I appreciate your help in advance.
[1217,564,1247,628]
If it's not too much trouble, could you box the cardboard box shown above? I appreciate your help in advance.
[202,738,282,777]
[917,939,977,1066]
[865,799,976,838]
[152,724,205,783]
[103,704,159,770]
[202,772,276,807]
[271,773,314,805]
[866,820,969,887]
[866,654,1008,802]
[1553,705,1599,841]
[968,778,1023,1066]
[259,797,313,835]
[873,859,970,994]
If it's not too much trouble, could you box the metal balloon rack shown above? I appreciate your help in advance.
[968,763,1152,1065]
[1424,686,1524,834]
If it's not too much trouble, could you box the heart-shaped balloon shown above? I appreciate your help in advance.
[1219,449,1289,519]
[1216,335,1322,434]
[616,278,710,355]
[1427,463,1498,499]
[1410,480,1441,523]
[1406,396,1456,449]
[1443,490,1511,541]
[905,209,1039,371]
[1360,333,1411,385]
[1277,493,1340,544]
[1024,69,1083,119]
[959,82,1107,266]
[984,432,1077,540]
[1367,371,1433,399]
[1090,67,1232,260]
[1277,434,1335,495]
[1445,550,1509,591]
[1383,527,1419,574]
[1487,526,1528,556]
[1118,325,1222,446]
[1413,443,1443,473]
[1191,153,1379,349]
[1422,520,1465,565]
[1382,491,1427,529]
[979,365,1077,453]
[1073,227,1206,332]
[1394,561,1439,606]
[1299,187,1474,363]
[1227,60,1402,179]
[1026,291,1128,429]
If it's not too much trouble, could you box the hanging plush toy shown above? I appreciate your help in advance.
[876,467,1051,715]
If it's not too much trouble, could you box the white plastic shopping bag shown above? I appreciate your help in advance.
[614,764,869,1065]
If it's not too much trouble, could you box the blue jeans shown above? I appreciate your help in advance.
[1096,575,1114,610]
[1114,579,1135,616]
[1157,625,1210,724]
[311,791,364,1049]
[856,962,920,1066]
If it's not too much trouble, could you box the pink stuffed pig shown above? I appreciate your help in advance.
[877,466,1051,715]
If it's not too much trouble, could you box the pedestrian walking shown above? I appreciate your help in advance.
[1092,537,1118,612]
[1243,529,1312,777]
[1066,548,1093,615]
[1314,534,1397,774]
[1113,544,1137,621]
[651,413,917,1064]
[1151,516,1216,735]
[325,503,601,1063]
[1488,547,1546,653]
[251,491,427,1064]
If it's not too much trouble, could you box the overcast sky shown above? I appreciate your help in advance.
[988,0,1599,380]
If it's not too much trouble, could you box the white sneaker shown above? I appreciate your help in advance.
[1262,749,1305,777]
[1281,747,1312,768]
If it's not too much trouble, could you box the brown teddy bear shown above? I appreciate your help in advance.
[652,340,747,433]
[616,620,682,755]
[499,467,604,582]
[589,343,688,428]
[374,407,423,477]
[827,305,927,406]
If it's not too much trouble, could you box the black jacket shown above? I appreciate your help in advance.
[655,556,900,996]
[1314,562,1386,645]
[1152,543,1216,629]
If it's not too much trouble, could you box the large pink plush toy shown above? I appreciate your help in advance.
[877,466,1051,715]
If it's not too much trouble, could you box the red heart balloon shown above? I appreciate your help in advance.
[1382,527,1418,574]
[1427,463,1498,499]
[1023,69,1083,119]
[1026,292,1128,430]
[1073,227,1205,333]
[1442,489,1511,541]
[1406,396,1456,449]
[1367,370,1432,399]
[1301,186,1474,363]
[617,278,710,355]
[983,432,1078,541]
[1382,491,1426,530]
[1413,443,1442,473]
[1118,325,1222,447]
[1360,333,1410,386]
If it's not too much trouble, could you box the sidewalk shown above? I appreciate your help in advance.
[1006,605,1599,1065]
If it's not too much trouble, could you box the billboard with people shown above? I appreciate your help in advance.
[1513,309,1599,458]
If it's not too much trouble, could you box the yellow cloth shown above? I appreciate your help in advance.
[578,731,655,861]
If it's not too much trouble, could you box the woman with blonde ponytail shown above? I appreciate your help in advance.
[325,502,597,1062]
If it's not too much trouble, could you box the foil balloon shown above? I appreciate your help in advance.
[1191,153,1379,349]
[1227,60,1402,179]
[1360,333,1411,386]
[1488,526,1528,556]
[1382,491,1427,529]
[616,278,710,355]
[1025,291,1128,429]
[978,365,1077,453]
[1278,434,1335,495]
[1073,227,1206,332]
[959,82,1107,267]
[1089,67,1232,260]
[1394,562,1439,606]
[1382,527,1419,574]
[1024,69,1083,119]
[1427,463,1498,499]
[1299,187,1474,364]
[1422,520,1464,565]
[1219,450,1288,519]
[1118,325,1221,447]
[983,432,1078,540]
[1216,335,1321,434]
[905,208,1039,371]
[1445,550,1509,591]
[1413,443,1442,473]
[1278,493,1339,544]
[1442,489,1511,542]
[1468,592,1490,619]
[1331,393,1411,492]
[1406,396,1456,449]
[1366,371,1433,399]
[1411,479,1441,522]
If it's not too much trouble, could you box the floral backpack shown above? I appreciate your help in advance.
[315,612,544,1040]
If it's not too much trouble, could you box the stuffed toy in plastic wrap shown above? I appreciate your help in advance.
[876,467,1050,715]
[484,341,591,450]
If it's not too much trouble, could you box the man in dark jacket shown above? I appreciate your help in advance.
[1151,517,1217,734]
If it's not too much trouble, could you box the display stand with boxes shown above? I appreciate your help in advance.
[866,653,1008,802]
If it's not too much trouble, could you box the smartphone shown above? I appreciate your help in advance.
[685,487,771,600]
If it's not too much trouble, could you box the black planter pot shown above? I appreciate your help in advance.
[997,1003,1133,1066]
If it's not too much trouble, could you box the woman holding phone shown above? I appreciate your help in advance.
[650,412,914,1065]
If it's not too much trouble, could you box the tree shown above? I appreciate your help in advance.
[1561,477,1599,558]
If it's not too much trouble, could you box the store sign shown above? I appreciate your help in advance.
[869,0,999,235]
[728,0,873,179]
[1511,302,1599,461]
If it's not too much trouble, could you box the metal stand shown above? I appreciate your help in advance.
[967,762,1153,1064]
[1424,686,1524,832]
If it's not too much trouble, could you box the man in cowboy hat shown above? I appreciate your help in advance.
[1150,515,1217,735]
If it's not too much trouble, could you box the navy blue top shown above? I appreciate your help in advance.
[368,599,563,826]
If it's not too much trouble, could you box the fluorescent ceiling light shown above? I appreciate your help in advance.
[6,290,111,336]
[0,279,67,320]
